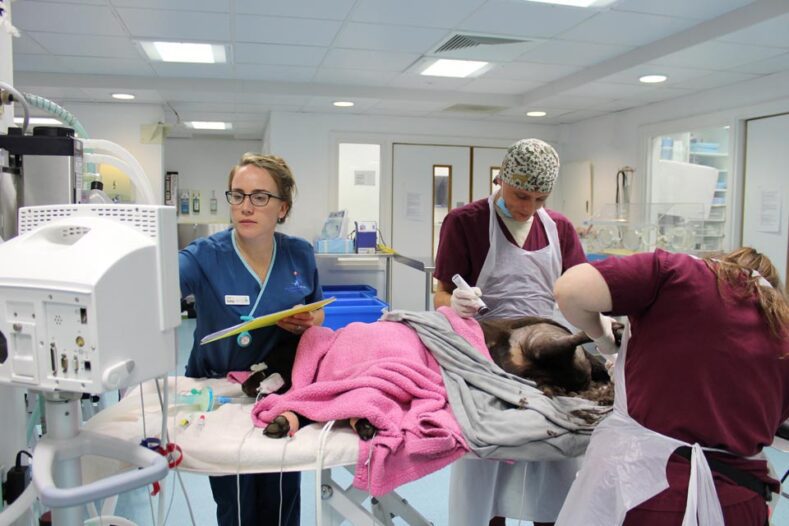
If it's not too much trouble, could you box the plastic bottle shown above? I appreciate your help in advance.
[192,191,200,214]
[180,191,190,215]
[209,190,218,214]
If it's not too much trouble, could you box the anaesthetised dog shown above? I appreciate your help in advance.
[252,316,622,440]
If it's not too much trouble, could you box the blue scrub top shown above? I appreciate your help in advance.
[179,228,323,378]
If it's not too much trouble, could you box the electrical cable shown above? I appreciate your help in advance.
[315,420,336,526]
[278,435,294,526]
[235,425,256,526]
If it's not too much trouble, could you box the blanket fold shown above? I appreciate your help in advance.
[251,310,474,496]
[385,308,611,462]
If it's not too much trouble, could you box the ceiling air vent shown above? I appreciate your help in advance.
[431,33,542,62]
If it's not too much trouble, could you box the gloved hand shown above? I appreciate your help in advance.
[451,286,483,318]
[593,314,618,355]
[604,353,617,383]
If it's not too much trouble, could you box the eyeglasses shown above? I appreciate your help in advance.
[225,190,283,207]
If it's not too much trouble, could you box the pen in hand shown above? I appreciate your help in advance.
[451,274,490,315]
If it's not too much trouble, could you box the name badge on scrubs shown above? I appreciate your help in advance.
[224,295,250,306]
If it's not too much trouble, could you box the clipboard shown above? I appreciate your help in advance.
[200,297,336,345]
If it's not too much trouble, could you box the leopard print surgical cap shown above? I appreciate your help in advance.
[499,138,560,193]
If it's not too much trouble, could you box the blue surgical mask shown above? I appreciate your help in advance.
[495,197,513,218]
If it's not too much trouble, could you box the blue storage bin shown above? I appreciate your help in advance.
[322,284,377,297]
[323,291,374,300]
[323,297,388,330]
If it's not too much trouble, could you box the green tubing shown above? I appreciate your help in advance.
[23,92,89,139]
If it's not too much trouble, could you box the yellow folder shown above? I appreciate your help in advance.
[199,297,336,345]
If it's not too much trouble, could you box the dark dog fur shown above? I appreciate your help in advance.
[251,317,621,439]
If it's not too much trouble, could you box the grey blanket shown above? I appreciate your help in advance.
[383,310,611,461]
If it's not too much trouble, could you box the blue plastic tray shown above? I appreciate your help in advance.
[323,297,388,330]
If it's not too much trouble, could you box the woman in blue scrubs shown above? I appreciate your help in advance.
[179,153,324,526]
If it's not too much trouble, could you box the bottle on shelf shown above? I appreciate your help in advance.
[192,191,201,214]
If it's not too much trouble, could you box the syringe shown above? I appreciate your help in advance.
[451,274,490,315]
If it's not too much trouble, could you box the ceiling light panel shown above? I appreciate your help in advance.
[141,41,226,63]
[421,59,489,78]
[188,121,231,130]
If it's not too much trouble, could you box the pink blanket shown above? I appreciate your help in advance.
[251,307,489,496]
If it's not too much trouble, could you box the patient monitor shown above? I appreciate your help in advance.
[0,204,180,392]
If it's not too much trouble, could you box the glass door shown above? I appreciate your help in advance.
[649,125,731,253]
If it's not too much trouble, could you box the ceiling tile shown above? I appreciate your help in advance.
[234,43,327,66]
[717,13,789,49]
[557,11,697,47]
[158,89,230,103]
[233,93,313,106]
[599,64,715,86]
[458,78,542,95]
[321,49,420,72]
[29,32,141,59]
[235,15,342,46]
[519,39,634,66]
[111,0,229,12]
[117,8,230,40]
[369,100,448,112]
[618,86,694,104]
[302,96,380,111]
[312,68,398,86]
[170,101,237,113]
[55,56,154,76]
[668,70,759,91]
[235,0,355,20]
[12,54,72,73]
[584,99,642,112]
[11,33,49,54]
[497,106,575,118]
[652,40,787,70]
[150,62,234,78]
[555,109,608,123]
[80,87,163,103]
[562,81,658,99]
[11,1,126,35]
[350,0,486,29]
[233,64,317,82]
[389,73,473,91]
[496,61,581,82]
[729,51,789,75]
[457,0,597,39]
[613,0,754,20]
[333,22,447,53]
[529,93,614,109]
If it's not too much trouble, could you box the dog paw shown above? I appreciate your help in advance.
[264,415,291,438]
[351,417,377,441]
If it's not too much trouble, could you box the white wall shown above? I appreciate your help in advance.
[64,102,166,203]
[558,71,789,248]
[267,110,555,242]
[164,137,261,224]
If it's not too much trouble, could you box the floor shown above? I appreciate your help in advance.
[109,320,788,525]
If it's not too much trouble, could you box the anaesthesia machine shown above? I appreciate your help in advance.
[0,204,180,526]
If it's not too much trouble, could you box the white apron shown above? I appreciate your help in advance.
[555,322,726,526]
[449,198,579,524]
